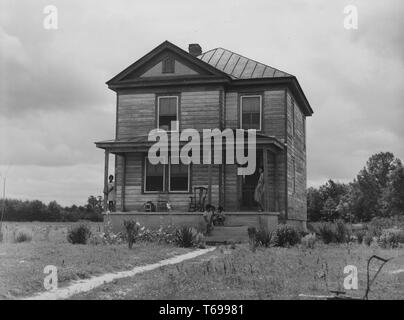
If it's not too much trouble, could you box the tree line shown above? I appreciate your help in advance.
[308,152,404,222]
[0,196,103,222]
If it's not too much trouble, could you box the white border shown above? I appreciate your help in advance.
[240,95,262,131]
[157,96,179,132]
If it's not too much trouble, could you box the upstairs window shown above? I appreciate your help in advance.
[162,57,175,73]
[144,160,165,192]
[169,162,190,192]
[157,96,179,131]
[240,95,262,131]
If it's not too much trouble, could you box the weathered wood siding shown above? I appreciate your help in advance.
[115,153,220,211]
[286,90,307,222]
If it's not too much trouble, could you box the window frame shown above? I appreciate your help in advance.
[143,157,166,194]
[240,95,262,131]
[157,95,179,132]
[168,159,190,193]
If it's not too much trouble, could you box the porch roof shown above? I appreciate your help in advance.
[95,132,285,154]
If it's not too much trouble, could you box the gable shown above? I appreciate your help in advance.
[106,41,231,90]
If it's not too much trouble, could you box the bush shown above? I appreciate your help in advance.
[378,230,399,249]
[14,229,32,243]
[355,230,367,244]
[67,224,92,244]
[334,219,350,243]
[137,225,177,244]
[272,225,300,247]
[317,222,335,244]
[123,220,140,249]
[175,226,204,248]
[301,233,316,249]
[363,232,373,246]
[255,228,273,247]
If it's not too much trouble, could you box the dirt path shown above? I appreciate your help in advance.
[23,247,216,300]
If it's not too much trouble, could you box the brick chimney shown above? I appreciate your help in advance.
[188,43,202,57]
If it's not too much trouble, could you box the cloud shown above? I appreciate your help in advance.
[1,0,403,203]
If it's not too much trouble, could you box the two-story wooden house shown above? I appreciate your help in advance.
[96,41,313,232]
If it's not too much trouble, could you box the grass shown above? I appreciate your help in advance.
[0,222,190,299]
[72,243,404,300]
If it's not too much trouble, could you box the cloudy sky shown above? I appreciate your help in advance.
[1,0,403,206]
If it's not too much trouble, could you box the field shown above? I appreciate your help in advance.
[0,222,190,299]
[0,221,403,300]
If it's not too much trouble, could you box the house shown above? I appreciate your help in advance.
[95,41,313,233]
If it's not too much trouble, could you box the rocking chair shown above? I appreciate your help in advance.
[188,186,208,212]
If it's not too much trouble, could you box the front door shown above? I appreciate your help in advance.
[240,150,262,210]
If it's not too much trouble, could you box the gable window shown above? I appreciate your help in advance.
[144,160,165,192]
[169,162,190,192]
[240,95,262,131]
[162,57,175,73]
[157,96,179,131]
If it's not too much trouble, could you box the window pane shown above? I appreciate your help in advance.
[170,163,189,191]
[145,160,164,192]
[159,97,177,131]
[242,96,261,130]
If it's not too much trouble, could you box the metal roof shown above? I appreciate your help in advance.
[198,48,293,80]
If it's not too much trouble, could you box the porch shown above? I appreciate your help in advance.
[105,210,280,235]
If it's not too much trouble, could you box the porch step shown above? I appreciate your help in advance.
[205,226,249,244]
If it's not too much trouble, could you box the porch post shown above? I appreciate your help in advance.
[121,154,126,212]
[263,147,269,211]
[274,153,279,211]
[103,149,109,213]
[208,164,212,205]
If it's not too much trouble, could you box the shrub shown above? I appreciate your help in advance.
[14,229,32,243]
[255,228,273,247]
[67,224,92,244]
[363,232,373,246]
[378,230,399,249]
[272,225,300,247]
[301,233,316,249]
[175,226,204,248]
[137,225,177,244]
[317,222,335,244]
[355,230,366,244]
[123,220,140,249]
[334,220,350,243]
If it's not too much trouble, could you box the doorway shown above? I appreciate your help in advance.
[240,149,263,210]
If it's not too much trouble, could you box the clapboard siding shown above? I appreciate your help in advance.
[181,90,221,130]
[115,153,220,211]
[263,90,286,140]
[117,93,155,139]
[286,90,307,222]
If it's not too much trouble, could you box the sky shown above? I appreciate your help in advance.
[1,0,403,206]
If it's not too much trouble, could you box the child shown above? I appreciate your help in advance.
[213,206,225,226]
[202,204,215,235]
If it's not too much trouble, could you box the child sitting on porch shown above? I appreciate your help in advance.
[202,204,215,235]
[212,206,225,226]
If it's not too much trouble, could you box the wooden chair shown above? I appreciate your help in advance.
[188,187,208,212]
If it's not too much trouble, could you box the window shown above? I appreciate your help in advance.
[144,160,165,192]
[169,162,190,192]
[162,57,175,73]
[144,157,190,193]
[157,96,178,131]
[240,95,261,130]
